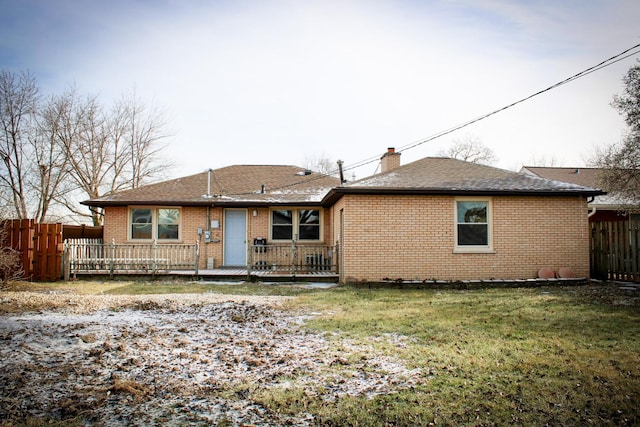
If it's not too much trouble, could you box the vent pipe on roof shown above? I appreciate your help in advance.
[261,184,265,194]
[202,169,214,199]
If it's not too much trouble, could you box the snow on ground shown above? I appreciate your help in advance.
[0,292,425,426]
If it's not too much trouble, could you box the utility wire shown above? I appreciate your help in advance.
[338,42,640,175]
[224,42,640,197]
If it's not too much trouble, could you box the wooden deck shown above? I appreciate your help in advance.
[72,268,339,282]
[65,240,339,282]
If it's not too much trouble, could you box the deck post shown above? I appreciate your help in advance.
[246,243,253,280]
[194,240,200,278]
[290,238,296,279]
[109,239,115,278]
[152,239,158,278]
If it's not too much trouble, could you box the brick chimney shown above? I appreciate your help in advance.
[380,147,401,173]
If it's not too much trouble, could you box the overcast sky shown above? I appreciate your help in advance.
[1,0,639,180]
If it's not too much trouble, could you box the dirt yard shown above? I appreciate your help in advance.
[0,291,423,426]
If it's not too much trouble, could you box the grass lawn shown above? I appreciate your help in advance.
[280,284,640,426]
[4,280,640,426]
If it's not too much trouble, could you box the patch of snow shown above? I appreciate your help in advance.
[0,293,427,426]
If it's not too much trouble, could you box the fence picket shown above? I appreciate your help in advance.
[3,219,62,281]
[590,219,640,281]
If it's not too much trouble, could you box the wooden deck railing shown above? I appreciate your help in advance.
[64,239,337,279]
[248,242,338,275]
[64,239,199,278]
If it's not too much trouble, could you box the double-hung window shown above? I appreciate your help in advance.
[130,207,180,241]
[271,209,321,241]
[455,199,492,252]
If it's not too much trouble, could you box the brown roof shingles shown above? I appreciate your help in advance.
[84,158,605,208]
[521,166,639,208]
[520,166,603,188]
[83,165,341,207]
[323,157,604,204]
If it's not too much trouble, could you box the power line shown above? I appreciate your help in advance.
[338,42,640,175]
[225,42,640,197]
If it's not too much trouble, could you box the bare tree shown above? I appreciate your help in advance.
[59,89,172,225]
[58,92,118,225]
[438,135,497,165]
[0,70,172,224]
[302,153,337,175]
[0,69,39,218]
[593,61,640,200]
[27,91,77,222]
[526,154,564,167]
[114,90,171,189]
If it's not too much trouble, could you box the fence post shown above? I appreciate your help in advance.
[63,241,70,281]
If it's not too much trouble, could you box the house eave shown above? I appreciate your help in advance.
[81,199,326,208]
[321,187,606,206]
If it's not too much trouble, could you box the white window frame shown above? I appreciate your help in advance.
[129,207,181,242]
[269,208,323,242]
[453,197,494,253]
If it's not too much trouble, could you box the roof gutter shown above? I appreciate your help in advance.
[321,187,606,206]
[81,199,327,208]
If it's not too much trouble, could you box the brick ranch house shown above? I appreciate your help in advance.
[82,149,604,283]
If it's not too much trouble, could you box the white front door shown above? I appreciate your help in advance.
[223,209,247,266]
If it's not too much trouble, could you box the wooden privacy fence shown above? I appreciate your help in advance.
[590,219,640,282]
[3,219,63,282]
[62,224,103,240]
[64,239,200,278]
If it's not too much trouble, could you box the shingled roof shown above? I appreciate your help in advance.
[520,166,605,188]
[84,159,606,208]
[83,165,341,207]
[322,157,604,204]
[521,166,636,208]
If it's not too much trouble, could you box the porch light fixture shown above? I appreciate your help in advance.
[253,209,258,217]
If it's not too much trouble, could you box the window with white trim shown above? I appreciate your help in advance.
[271,208,321,241]
[455,199,491,250]
[130,207,180,241]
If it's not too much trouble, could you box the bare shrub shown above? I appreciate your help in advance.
[0,221,23,287]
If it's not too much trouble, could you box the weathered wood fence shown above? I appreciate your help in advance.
[590,219,640,281]
[3,219,63,282]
